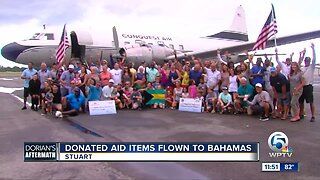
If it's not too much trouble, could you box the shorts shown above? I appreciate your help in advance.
[207,100,213,107]
[239,100,248,107]
[24,87,30,98]
[250,104,272,112]
[277,92,291,106]
[299,85,313,104]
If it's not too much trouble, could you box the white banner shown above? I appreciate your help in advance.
[179,98,202,113]
[89,100,116,115]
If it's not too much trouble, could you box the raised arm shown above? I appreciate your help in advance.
[217,49,227,65]
[311,43,316,67]
[275,48,289,75]
[298,48,306,65]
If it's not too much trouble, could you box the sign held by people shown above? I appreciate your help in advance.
[89,100,117,115]
[179,98,202,113]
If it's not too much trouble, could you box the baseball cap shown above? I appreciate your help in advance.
[74,87,80,92]
[270,67,276,72]
[109,79,115,83]
[222,86,228,90]
[68,64,75,69]
[255,83,263,88]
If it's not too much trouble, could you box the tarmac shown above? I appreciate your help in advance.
[0,76,319,180]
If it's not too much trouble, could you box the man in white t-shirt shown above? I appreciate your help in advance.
[102,79,114,100]
[299,43,316,122]
[205,62,221,97]
[110,63,122,85]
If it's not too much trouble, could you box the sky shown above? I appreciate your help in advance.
[0,0,319,67]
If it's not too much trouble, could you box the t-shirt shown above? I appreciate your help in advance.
[197,83,207,96]
[248,91,271,107]
[238,83,254,101]
[206,92,216,103]
[110,69,122,85]
[21,68,37,88]
[136,73,144,80]
[67,94,85,111]
[52,91,61,104]
[289,72,304,92]
[250,65,265,86]
[38,69,51,89]
[302,65,315,85]
[88,86,102,101]
[146,68,159,82]
[270,73,290,93]
[205,68,221,90]
[229,75,238,92]
[102,86,113,99]
[189,70,202,85]
[218,92,232,103]
[130,91,141,102]
[60,71,74,88]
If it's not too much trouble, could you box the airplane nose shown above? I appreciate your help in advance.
[1,42,28,62]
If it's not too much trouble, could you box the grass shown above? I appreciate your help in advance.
[0,72,21,77]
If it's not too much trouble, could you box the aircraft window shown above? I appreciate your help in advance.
[179,45,184,50]
[124,41,130,45]
[29,33,41,40]
[148,43,153,45]
[169,44,174,49]
[45,33,54,40]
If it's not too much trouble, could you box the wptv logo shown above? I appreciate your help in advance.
[268,132,293,158]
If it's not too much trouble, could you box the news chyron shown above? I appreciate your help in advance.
[24,142,57,162]
[24,142,259,162]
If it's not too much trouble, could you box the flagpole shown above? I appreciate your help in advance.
[271,4,277,48]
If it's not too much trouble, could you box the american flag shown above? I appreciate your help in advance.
[253,4,277,50]
[56,24,70,63]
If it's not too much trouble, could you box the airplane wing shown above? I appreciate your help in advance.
[167,30,320,61]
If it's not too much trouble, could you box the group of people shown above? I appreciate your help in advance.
[21,43,316,122]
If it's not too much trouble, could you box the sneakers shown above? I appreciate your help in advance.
[21,106,27,110]
[259,116,270,121]
[310,117,315,122]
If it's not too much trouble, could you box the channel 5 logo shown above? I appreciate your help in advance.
[268,132,293,158]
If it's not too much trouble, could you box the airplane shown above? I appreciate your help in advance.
[1,5,320,68]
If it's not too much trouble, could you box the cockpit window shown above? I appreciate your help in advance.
[29,33,54,40]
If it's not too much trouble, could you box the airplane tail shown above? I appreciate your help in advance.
[205,5,248,42]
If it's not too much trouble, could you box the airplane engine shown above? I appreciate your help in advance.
[119,44,174,66]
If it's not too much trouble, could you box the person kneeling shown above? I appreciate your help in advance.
[130,87,142,110]
[244,83,272,121]
[217,87,233,114]
[61,88,86,117]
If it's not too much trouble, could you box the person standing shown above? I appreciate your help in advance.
[146,64,159,83]
[60,64,75,96]
[288,62,305,122]
[205,62,221,97]
[270,66,290,120]
[38,63,51,108]
[250,58,265,87]
[299,43,316,122]
[110,63,122,85]
[21,62,37,110]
